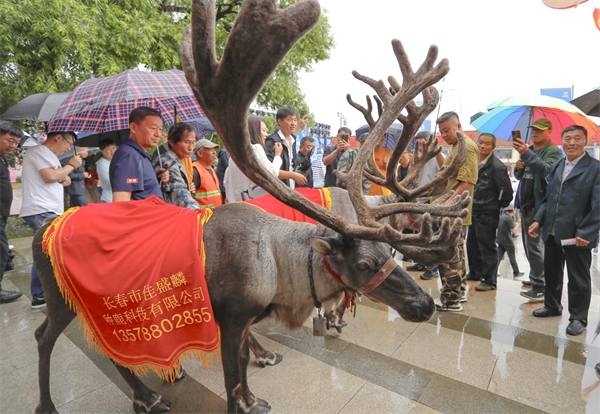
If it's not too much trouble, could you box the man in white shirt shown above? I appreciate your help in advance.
[265,106,307,188]
[20,131,82,309]
[96,139,117,203]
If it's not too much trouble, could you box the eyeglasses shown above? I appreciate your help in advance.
[62,135,74,148]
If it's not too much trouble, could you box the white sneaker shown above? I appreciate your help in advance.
[434,298,463,312]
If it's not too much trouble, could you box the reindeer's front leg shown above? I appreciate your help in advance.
[248,332,282,367]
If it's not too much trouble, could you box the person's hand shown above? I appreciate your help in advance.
[298,115,308,131]
[528,222,540,238]
[512,138,529,155]
[69,155,83,168]
[515,160,525,170]
[189,181,196,194]
[575,237,590,247]
[292,172,307,185]
[62,176,71,186]
[157,168,170,183]
[274,142,283,157]
[337,139,350,151]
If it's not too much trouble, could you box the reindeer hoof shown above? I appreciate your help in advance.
[334,321,348,334]
[35,404,59,414]
[133,394,171,413]
[256,352,283,368]
[249,401,271,414]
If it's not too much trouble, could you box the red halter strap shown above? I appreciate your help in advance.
[323,256,356,309]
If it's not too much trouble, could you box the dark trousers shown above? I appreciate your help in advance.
[497,243,520,275]
[466,212,500,287]
[69,194,87,208]
[544,235,592,325]
[22,212,57,298]
[520,208,545,289]
[0,217,8,290]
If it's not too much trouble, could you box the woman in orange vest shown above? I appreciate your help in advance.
[192,139,223,209]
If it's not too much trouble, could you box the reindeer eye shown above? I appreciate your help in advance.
[356,261,371,271]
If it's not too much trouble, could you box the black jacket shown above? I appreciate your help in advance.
[534,153,600,248]
[265,132,296,187]
[472,155,513,214]
[0,155,12,219]
[294,151,313,188]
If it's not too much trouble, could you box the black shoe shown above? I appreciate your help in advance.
[420,268,439,280]
[401,255,413,263]
[595,362,600,378]
[520,288,544,302]
[533,306,562,317]
[407,263,425,272]
[0,289,23,303]
[566,320,585,336]
[31,296,46,309]
[513,272,525,277]
[475,282,495,291]
[466,273,481,281]
[521,280,532,287]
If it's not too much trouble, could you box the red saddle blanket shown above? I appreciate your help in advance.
[241,187,332,223]
[42,196,219,380]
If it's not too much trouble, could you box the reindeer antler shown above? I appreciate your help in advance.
[180,0,469,265]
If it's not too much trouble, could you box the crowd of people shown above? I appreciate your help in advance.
[0,107,598,339]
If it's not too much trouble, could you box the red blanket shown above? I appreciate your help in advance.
[241,188,332,223]
[42,196,219,380]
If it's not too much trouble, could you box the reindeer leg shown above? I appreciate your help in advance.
[247,332,282,368]
[35,311,75,414]
[222,323,270,414]
[112,364,171,414]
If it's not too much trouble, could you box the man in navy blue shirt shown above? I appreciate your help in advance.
[110,107,169,201]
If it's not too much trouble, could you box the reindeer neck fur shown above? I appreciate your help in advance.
[267,222,347,330]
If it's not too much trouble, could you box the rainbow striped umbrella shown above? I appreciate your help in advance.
[471,95,598,144]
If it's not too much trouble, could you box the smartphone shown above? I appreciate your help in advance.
[341,134,349,142]
[300,109,307,118]
[511,130,521,140]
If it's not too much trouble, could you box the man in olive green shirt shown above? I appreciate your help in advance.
[431,111,479,312]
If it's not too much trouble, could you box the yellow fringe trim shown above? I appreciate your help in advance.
[322,188,333,211]
[42,208,221,383]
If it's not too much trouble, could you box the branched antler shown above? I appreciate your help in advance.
[180,0,469,265]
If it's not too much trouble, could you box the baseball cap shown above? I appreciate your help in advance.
[528,119,552,131]
[194,138,220,152]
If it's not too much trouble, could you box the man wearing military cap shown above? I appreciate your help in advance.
[513,118,563,302]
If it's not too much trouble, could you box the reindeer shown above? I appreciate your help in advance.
[33,1,471,413]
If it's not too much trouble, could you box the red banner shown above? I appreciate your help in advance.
[241,188,332,223]
[42,196,219,380]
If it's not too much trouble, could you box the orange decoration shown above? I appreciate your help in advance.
[594,9,600,31]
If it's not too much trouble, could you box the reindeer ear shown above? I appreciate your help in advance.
[308,237,342,256]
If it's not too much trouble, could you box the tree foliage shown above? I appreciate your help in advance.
[0,0,334,117]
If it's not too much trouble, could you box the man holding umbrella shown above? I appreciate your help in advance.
[110,107,169,202]
[513,119,563,302]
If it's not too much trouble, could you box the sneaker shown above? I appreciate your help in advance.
[0,289,23,303]
[406,263,425,272]
[520,288,544,302]
[459,290,468,303]
[513,272,525,277]
[420,268,439,280]
[521,280,532,287]
[475,282,496,292]
[31,296,46,309]
[434,298,463,312]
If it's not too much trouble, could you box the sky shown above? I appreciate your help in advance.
[298,0,600,135]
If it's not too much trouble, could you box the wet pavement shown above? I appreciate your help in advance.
[1,234,599,414]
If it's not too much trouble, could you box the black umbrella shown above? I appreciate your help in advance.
[0,92,71,122]
[571,87,600,117]
[355,122,405,151]
[75,129,130,147]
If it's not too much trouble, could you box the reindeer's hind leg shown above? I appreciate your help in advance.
[35,305,75,414]
[112,365,171,413]
[247,332,282,368]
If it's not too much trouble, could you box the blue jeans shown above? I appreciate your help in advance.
[22,212,57,298]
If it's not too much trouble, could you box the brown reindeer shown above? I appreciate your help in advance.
[33,1,471,413]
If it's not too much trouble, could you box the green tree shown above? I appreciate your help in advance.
[0,0,333,117]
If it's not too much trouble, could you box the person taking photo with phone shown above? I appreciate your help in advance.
[512,119,562,303]
[322,127,351,187]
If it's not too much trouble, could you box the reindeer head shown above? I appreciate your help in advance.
[181,0,471,321]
